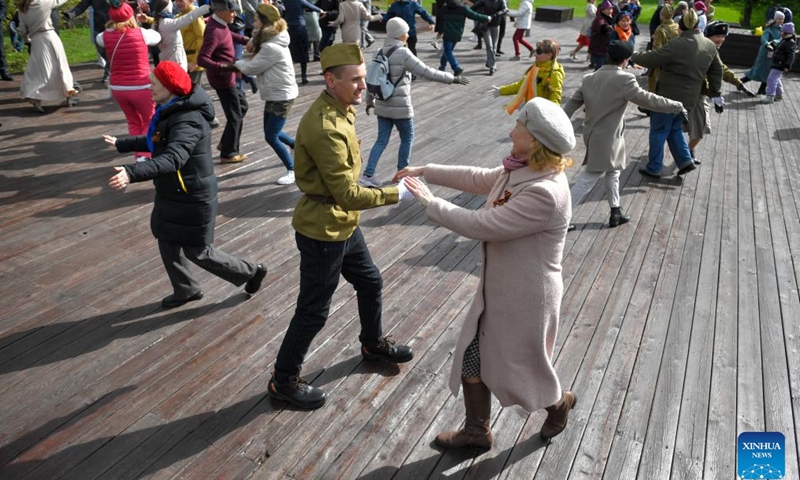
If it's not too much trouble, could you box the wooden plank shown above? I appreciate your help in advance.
[703,90,740,480]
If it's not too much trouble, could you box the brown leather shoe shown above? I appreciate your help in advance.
[540,390,577,440]
[435,380,493,449]
[221,154,247,164]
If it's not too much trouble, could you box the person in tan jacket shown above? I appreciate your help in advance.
[396,97,578,448]
[564,40,685,231]
[328,0,382,44]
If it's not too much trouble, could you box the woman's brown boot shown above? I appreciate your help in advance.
[435,380,493,449]
[540,390,577,440]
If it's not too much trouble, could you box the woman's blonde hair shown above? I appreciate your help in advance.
[251,18,288,54]
[106,17,139,31]
[527,139,573,173]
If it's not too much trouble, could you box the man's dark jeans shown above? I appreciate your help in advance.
[274,228,384,384]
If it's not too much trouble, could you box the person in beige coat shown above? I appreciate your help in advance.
[395,98,578,448]
[563,40,685,231]
[329,0,383,44]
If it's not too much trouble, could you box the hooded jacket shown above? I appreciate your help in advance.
[235,29,299,102]
[116,87,219,246]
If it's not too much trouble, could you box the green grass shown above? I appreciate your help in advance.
[376,0,762,27]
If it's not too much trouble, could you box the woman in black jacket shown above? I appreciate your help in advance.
[471,0,506,75]
[106,61,267,308]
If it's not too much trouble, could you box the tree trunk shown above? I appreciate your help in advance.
[742,0,756,27]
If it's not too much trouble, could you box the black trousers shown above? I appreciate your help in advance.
[320,27,336,52]
[215,86,248,157]
[496,17,506,52]
[158,240,256,298]
[274,228,384,383]
[407,35,418,56]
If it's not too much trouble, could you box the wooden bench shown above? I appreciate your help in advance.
[535,6,574,22]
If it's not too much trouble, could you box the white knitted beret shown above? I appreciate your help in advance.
[517,98,576,154]
[386,18,410,39]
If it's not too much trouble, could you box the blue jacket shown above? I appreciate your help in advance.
[384,0,435,36]
[283,0,322,27]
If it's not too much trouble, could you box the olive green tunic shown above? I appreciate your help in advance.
[292,91,400,242]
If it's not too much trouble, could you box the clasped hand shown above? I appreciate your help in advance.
[393,167,433,206]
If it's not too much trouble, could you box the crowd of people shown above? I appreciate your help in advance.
[1,0,796,451]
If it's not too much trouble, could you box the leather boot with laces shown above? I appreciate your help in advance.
[435,380,493,449]
[268,373,326,409]
[362,336,413,363]
[540,390,577,440]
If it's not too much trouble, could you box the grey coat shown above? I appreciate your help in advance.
[366,38,454,119]
[564,65,684,172]
[423,163,571,413]
[630,29,722,111]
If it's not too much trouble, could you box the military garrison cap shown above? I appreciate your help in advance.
[321,44,364,72]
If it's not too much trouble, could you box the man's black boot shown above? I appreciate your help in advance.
[362,336,413,363]
[269,374,326,409]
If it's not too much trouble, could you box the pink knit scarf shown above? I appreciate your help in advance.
[502,154,529,172]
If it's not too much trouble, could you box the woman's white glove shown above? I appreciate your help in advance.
[487,85,501,98]
[396,177,416,202]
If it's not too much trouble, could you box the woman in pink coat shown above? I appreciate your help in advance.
[395,97,578,448]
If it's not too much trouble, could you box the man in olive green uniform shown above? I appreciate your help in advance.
[269,43,415,410]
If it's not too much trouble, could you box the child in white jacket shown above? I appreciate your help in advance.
[509,0,533,60]
[139,0,210,71]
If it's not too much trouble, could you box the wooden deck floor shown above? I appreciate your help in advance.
[1,20,799,480]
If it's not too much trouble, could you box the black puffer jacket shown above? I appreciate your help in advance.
[116,87,218,247]
[770,35,797,70]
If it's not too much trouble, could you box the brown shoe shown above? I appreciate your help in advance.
[540,390,577,440]
[435,380,493,449]
[221,154,247,164]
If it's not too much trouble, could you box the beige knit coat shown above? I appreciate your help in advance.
[422,163,570,412]
[329,0,382,44]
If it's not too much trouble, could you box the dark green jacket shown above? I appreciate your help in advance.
[441,0,489,43]
[631,29,722,111]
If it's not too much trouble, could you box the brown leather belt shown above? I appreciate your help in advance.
[305,194,338,205]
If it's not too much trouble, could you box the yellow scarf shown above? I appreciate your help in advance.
[505,65,539,115]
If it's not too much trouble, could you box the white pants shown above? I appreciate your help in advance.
[570,169,621,210]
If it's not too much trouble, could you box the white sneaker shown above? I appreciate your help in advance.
[431,40,440,50]
[358,174,382,188]
[277,170,295,185]
[97,56,106,68]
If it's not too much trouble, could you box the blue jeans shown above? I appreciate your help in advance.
[263,111,295,170]
[364,117,414,177]
[440,40,460,72]
[646,111,693,175]
[591,53,606,71]
[274,229,384,383]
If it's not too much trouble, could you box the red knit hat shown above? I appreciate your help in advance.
[109,2,134,23]
[153,61,193,96]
